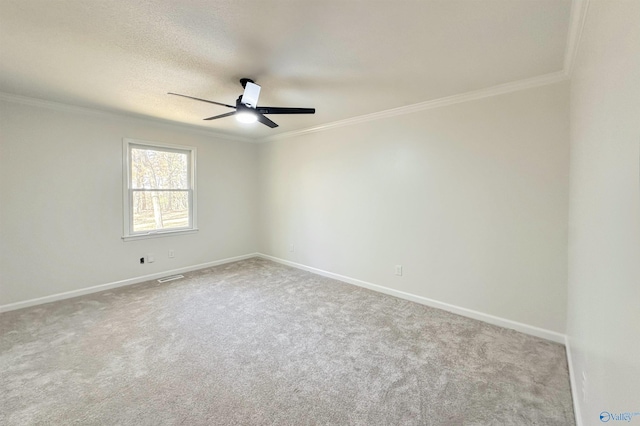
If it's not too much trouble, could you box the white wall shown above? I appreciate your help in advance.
[259,82,570,333]
[0,81,572,338]
[567,1,640,424]
[0,100,259,306]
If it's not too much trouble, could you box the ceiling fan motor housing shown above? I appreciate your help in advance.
[240,79,260,108]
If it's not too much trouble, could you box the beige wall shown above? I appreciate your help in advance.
[1,82,573,336]
[567,1,640,424]
[0,100,260,306]
[259,82,570,333]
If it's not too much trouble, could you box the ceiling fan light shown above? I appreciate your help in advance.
[235,111,258,124]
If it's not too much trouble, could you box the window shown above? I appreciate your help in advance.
[123,138,197,240]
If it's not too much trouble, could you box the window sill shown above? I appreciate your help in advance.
[122,228,199,242]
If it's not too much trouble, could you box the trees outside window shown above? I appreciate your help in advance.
[123,139,196,240]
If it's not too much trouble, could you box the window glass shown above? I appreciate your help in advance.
[123,139,196,240]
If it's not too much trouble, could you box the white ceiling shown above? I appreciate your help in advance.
[0,0,572,140]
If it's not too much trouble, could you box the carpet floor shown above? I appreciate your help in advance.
[1,258,575,425]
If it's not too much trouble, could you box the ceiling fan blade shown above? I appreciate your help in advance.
[203,111,236,121]
[256,113,278,128]
[168,92,236,109]
[256,106,315,115]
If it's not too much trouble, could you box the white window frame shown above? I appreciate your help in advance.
[122,138,197,241]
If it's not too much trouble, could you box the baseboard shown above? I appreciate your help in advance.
[565,335,583,426]
[3,251,569,344]
[256,253,566,344]
[2,251,577,421]
[0,253,259,313]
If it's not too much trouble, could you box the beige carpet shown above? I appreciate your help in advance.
[1,258,574,425]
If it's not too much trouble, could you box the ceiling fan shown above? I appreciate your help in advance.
[168,78,315,128]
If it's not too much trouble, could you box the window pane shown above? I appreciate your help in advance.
[132,190,189,232]
[131,148,188,190]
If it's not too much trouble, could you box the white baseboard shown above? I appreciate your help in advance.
[256,253,566,344]
[0,253,259,313]
[565,335,583,426]
[2,251,577,421]
[3,252,569,345]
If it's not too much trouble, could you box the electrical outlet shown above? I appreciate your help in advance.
[395,265,403,276]
[289,244,295,253]
[168,250,175,258]
[147,253,155,263]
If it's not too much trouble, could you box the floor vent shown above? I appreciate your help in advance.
[157,274,184,283]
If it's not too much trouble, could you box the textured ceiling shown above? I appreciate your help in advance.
[0,0,572,139]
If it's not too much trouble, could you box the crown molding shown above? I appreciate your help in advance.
[262,1,586,143]
[3,4,583,147]
[263,71,568,142]
[1,68,569,146]
[563,0,591,77]
[0,3,584,146]
[0,92,256,143]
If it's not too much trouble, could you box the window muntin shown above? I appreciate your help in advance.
[123,139,197,239]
